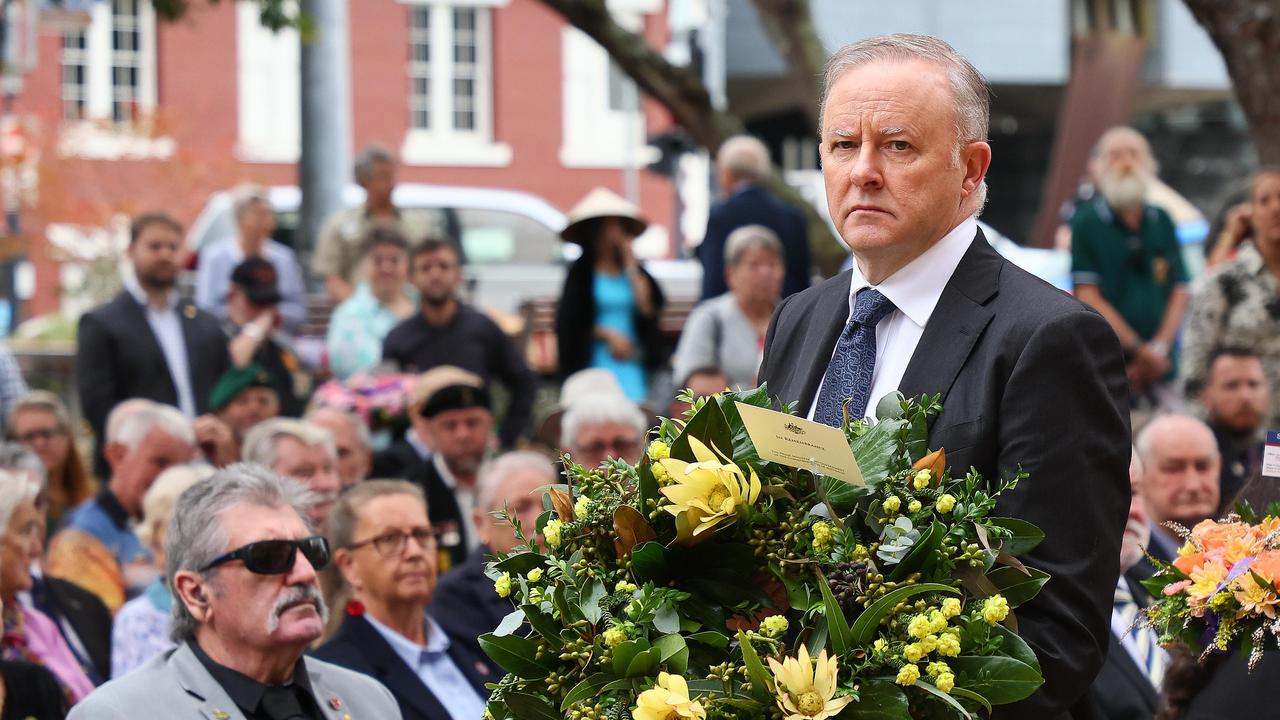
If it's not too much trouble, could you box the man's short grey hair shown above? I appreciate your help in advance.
[167,463,315,642]
[242,418,336,469]
[476,451,557,514]
[0,468,42,540]
[326,479,425,552]
[0,442,46,492]
[353,144,395,184]
[304,407,371,451]
[1134,415,1219,468]
[724,224,784,268]
[561,395,646,452]
[231,184,270,221]
[109,402,196,451]
[716,135,770,184]
[821,34,990,209]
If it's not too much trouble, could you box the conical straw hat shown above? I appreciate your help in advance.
[560,187,648,244]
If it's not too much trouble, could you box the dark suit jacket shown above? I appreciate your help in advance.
[698,184,812,300]
[31,575,113,685]
[313,614,496,720]
[407,461,471,571]
[429,547,512,662]
[759,231,1131,720]
[76,291,229,468]
[0,659,69,719]
[1087,573,1159,720]
[372,438,429,481]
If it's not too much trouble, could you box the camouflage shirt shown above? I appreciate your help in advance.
[1181,243,1280,428]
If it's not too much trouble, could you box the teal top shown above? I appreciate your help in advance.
[326,284,410,379]
[591,272,646,402]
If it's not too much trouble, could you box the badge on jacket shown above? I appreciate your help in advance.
[1153,257,1170,285]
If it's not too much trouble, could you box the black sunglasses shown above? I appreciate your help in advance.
[200,536,331,575]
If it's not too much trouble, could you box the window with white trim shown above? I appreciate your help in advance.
[56,0,156,127]
[401,0,510,167]
[235,1,300,162]
[61,30,88,121]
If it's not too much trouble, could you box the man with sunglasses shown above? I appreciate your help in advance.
[69,464,401,719]
[316,480,491,720]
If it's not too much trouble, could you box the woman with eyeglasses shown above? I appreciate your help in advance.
[6,392,96,531]
[109,464,212,678]
[0,468,93,706]
[314,480,493,720]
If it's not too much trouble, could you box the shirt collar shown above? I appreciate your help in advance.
[123,274,179,313]
[1238,242,1267,275]
[97,487,133,528]
[187,639,315,714]
[433,453,458,490]
[364,611,452,668]
[847,215,977,328]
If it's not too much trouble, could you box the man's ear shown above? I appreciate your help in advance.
[174,571,212,623]
[334,548,361,592]
[960,140,992,198]
[104,441,129,470]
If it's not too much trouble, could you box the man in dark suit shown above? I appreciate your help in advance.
[758,35,1130,719]
[76,213,230,472]
[699,135,811,300]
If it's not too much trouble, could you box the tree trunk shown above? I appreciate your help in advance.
[536,0,846,275]
[747,0,826,132]
[1183,0,1280,165]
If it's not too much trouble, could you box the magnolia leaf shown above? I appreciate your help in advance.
[991,623,1041,672]
[994,548,1031,576]
[547,488,574,522]
[495,552,544,575]
[613,505,657,559]
[560,674,614,712]
[954,564,1001,598]
[849,583,959,646]
[986,517,1045,555]
[948,655,1043,704]
[503,691,561,720]
[986,567,1050,607]
[479,633,550,680]
[843,679,911,719]
[520,604,563,647]
[913,447,946,477]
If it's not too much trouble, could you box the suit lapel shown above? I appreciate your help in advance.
[170,644,249,720]
[344,615,446,720]
[897,232,1001,416]
[118,292,169,371]
[795,272,853,412]
[177,299,203,381]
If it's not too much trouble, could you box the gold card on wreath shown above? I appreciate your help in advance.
[735,402,864,486]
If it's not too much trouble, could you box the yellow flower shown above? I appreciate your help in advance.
[928,610,948,633]
[883,496,902,514]
[633,672,706,720]
[913,470,932,490]
[652,461,671,483]
[603,626,627,647]
[907,615,931,639]
[616,580,638,593]
[528,587,543,604]
[907,500,923,513]
[936,633,961,657]
[935,494,956,514]
[574,496,591,519]
[526,567,543,583]
[936,672,955,693]
[940,598,962,618]
[925,661,950,678]
[648,440,671,460]
[919,635,938,654]
[895,664,920,686]
[872,638,887,653]
[493,573,511,598]
[811,521,833,552]
[902,644,925,663]
[1234,572,1280,619]
[761,615,790,638]
[1187,561,1229,601]
[544,519,564,548]
[982,595,1009,625]
[766,646,853,720]
[657,437,762,545]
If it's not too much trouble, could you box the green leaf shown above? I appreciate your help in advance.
[561,674,615,712]
[625,647,662,677]
[849,417,908,486]
[815,570,853,655]
[986,567,1050,607]
[686,631,729,649]
[912,680,973,719]
[816,475,875,513]
[671,397,733,462]
[478,634,550,680]
[735,630,774,701]
[949,687,993,714]
[844,678,911,719]
[849,583,960,646]
[986,517,1045,555]
[520,604,564,647]
[495,552,545,575]
[638,457,659,511]
[631,541,670,583]
[949,655,1044,704]
[494,609,524,637]
[806,615,829,656]
[888,521,944,582]
[875,391,907,421]
[580,579,606,625]
[990,623,1040,672]
[654,633,689,674]
[503,692,560,720]
[654,604,681,634]
[612,638,649,676]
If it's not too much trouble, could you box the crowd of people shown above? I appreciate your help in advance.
[0,64,1273,719]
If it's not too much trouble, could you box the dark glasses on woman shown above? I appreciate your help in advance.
[200,536,331,575]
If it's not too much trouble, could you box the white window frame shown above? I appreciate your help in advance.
[399,0,512,167]
[234,1,301,163]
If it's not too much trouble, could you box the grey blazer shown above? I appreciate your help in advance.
[68,642,402,719]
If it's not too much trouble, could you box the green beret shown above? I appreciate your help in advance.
[209,363,275,411]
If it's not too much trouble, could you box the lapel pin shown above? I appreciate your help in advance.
[329,696,344,710]
[212,711,230,720]
[475,660,491,676]
[184,305,197,319]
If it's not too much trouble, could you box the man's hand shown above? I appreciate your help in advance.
[193,415,237,467]
[1128,343,1170,389]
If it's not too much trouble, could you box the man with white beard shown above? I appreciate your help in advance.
[1071,126,1189,408]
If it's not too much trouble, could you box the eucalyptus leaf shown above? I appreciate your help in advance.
[580,579,606,624]
[654,604,681,634]
[887,521,943,581]
[875,392,907,421]
[478,634,549,680]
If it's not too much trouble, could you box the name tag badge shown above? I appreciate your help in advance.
[1263,431,1280,479]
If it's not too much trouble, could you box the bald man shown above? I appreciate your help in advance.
[1135,415,1221,563]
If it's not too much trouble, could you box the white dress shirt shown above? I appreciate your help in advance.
[809,216,978,421]
[124,277,197,417]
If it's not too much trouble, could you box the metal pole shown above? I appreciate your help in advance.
[298,0,352,273]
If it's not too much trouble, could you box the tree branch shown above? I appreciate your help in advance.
[747,0,826,132]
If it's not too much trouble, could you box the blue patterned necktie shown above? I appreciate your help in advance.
[814,288,896,426]
[1112,576,1167,688]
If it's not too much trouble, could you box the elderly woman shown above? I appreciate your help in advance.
[556,188,667,404]
[0,469,94,704]
[326,225,417,379]
[314,480,492,720]
[6,392,96,530]
[109,463,213,678]
[1182,168,1280,428]
[672,224,785,390]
